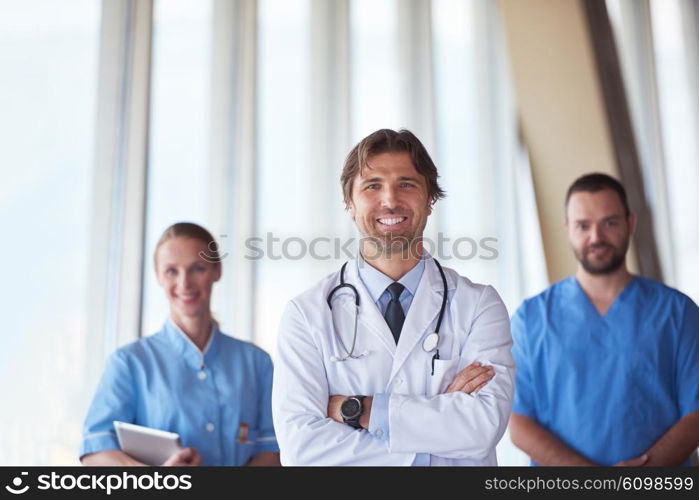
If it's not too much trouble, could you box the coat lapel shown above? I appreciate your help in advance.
[336,259,397,357]
[390,257,456,380]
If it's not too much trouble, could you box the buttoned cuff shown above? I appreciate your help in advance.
[368,394,390,441]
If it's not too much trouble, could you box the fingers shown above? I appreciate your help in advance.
[187,449,203,467]
[445,362,495,394]
[164,447,201,466]
[471,379,489,394]
[445,362,483,393]
[466,368,495,394]
[163,448,188,466]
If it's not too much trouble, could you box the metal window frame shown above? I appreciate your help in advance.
[309,0,353,246]
[87,0,153,362]
[583,0,663,281]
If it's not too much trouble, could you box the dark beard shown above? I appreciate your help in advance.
[578,243,627,275]
[360,235,422,260]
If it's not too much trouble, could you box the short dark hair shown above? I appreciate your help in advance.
[565,173,630,215]
[340,128,446,208]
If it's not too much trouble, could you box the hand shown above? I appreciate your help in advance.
[246,451,281,467]
[162,447,202,466]
[615,454,648,466]
[444,362,495,394]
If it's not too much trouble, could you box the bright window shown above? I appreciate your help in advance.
[351,0,403,137]
[0,0,100,465]
[141,0,214,337]
[255,0,313,354]
[650,0,699,302]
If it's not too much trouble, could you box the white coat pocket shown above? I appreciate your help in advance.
[428,358,460,396]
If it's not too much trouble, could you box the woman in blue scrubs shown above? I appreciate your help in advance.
[80,223,280,466]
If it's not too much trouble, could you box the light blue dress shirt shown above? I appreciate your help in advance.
[81,319,279,465]
[512,276,699,465]
[357,256,430,465]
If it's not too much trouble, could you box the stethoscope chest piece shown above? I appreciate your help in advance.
[327,258,448,373]
[422,332,439,352]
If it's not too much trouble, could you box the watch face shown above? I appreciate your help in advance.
[340,397,361,419]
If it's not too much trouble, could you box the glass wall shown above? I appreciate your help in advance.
[650,0,699,302]
[0,0,100,465]
[141,0,214,337]
[607,0,699,302]
[0,0,546,465]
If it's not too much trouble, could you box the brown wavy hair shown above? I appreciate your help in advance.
[340,128,446,209]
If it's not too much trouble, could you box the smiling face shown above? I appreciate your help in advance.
[347,151,431,258]
[155,237,221,322]
[565,189,636,275]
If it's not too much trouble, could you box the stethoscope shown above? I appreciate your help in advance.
[326,258,449,376]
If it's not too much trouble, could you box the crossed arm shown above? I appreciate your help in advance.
[327,362,496,428]
[273,287,514,465]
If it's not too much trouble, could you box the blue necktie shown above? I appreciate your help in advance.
[384,282,405,344]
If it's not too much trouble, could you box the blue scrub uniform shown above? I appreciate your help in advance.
[512,276,699,465]
[81,319,279,465]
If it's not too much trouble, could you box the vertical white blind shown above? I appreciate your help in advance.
[141,0,213,336]
[650,0,699,302]
[0,0,100,465]
[255,0,314,354]
[0,0,545,465]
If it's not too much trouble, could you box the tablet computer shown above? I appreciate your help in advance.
[114,421,182,465]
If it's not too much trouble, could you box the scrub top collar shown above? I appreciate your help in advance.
[164,317,220,370]
[568,275,639,318]
[357,252,425,306]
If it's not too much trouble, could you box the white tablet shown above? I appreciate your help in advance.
[114,421,182,466]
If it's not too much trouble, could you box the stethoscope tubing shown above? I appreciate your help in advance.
[326,258,449,372]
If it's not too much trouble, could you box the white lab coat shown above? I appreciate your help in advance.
[272,257,514,466]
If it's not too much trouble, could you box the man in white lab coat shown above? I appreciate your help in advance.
[272,129,514,465]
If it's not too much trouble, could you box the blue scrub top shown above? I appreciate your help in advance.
[512,276,699,465]
[80,319,279,465]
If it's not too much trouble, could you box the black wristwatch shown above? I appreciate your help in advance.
[340,395,365,429]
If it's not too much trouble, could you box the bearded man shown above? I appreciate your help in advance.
[509,173,699,466]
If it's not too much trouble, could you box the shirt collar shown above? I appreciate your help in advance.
[357,254,425,305]
[163,317,220,369]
